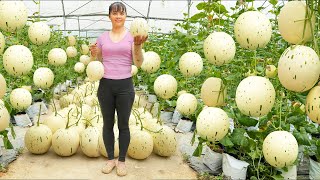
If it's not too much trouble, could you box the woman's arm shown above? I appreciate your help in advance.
[132,35,148,67]
[90,43,102,62]
[132,44,144,68]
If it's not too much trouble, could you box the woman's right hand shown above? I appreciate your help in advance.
[89,43,98,57]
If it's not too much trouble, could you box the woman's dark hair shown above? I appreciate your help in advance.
[109,2,127,15]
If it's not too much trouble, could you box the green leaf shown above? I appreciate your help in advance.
[272,174,284,180]
[196,2,207,10]
[190,12,206,22]
[269,0,278,6]
[220,135,234,147]
[192,137,205,157]
[231,128,249,147]
[3,137,14,149]
[293,129,311,146]
[212,3,228,14]
[238,116,259,127]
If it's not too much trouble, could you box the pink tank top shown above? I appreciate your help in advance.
[96,31,134,79]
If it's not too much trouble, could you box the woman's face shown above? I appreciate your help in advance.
[109,10,126,28]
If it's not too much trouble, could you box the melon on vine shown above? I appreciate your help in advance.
[153,74,177,100]
[80,55,90,65]
[128,129,153,160]
[48,48,67,66]
[200,77,226,107]
[236,76,275,117]
[131,65,138,76]
[278,1,316,44]
[263,131,298,168]
[80,44,89,55]
[179,52,203,77]
[265,65,277,78]
[0,32,5,54]
[66,46,77,58]
[10,88,32,111]
[306,86,320,124]
[28,22,51,45]
[130,18,149,37]
[176,93,197,115]
[0,74,6,99]
[234,11,272,50]
[203,32,236,66]
[0,100,10,132]
[74,62,85,73]
[278,45,320,92]
[24,123,52,154]
[33,67,54,89]
[0,1,28,32]
[196,107,229,142]
[152,125,176,157]
[86,61,104,81]
[141,51,161,73]
[68,35,76,46]
[3,45,33,76]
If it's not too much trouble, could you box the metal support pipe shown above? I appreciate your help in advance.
[61,0,66,36]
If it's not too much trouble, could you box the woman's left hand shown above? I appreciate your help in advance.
[134,35,148,46]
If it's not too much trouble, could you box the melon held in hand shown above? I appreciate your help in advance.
[130,18,149,37]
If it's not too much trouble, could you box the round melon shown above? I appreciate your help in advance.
[80,126,100,157]
[0,32,5,54]
[66,46,77,58]
[200,77,226,107]
[86,61,104,81]
[3,45,33,76]
[10,88,32,110]
[80,55,90,65]
[48,48,67,66]
[131,65,138,76]
[306,86,320,124]
[179,52,203,77]
[52,128,80,157]
[0,74,6,99]
[43,115,66,134]
[176,93,197,115]
[203,32,236,66]
[74,62,85,73]
[80,44,89,55]
[128,129,153,159]
[0,100,10,132]
[130,18,149,37]
[33,67,54,89]
[28,22,51,45]
[68,35,76,46]
[278,1,316,44]
[263,131,298,168]
[152,125,176,157]
[236,76,275,117]
[153,74,177,100]
[141,51,161,73]
[278,45,320,92]
[177,90,187,97]
[196,107,229,142]
[0,1,28,32]
[234,11,272,50]
[24,124,52,154]
[265,65,277,78]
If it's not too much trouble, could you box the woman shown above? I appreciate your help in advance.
[90,2,147,177]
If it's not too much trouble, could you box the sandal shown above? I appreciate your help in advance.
[101,162,116,174]
[116,163,127,176]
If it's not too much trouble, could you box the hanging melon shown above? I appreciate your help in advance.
[234,11,272,50]
[28,22,51,45]
[278,45,320,92]
[3,45,33,76]
[0,1,28,32]
[153,74,177,100]
[306,86,320,124]
[201,77,226,107]
[179,52,203,77]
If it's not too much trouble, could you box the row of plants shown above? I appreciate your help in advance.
[134,0,320,179]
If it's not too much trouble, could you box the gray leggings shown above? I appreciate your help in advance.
[97,77,135,162]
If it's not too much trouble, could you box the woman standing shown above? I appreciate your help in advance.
[90,2,147,177]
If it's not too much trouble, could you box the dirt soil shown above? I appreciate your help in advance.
[0,104,197,180]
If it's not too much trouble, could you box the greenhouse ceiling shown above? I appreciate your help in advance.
[23,0,279,39]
